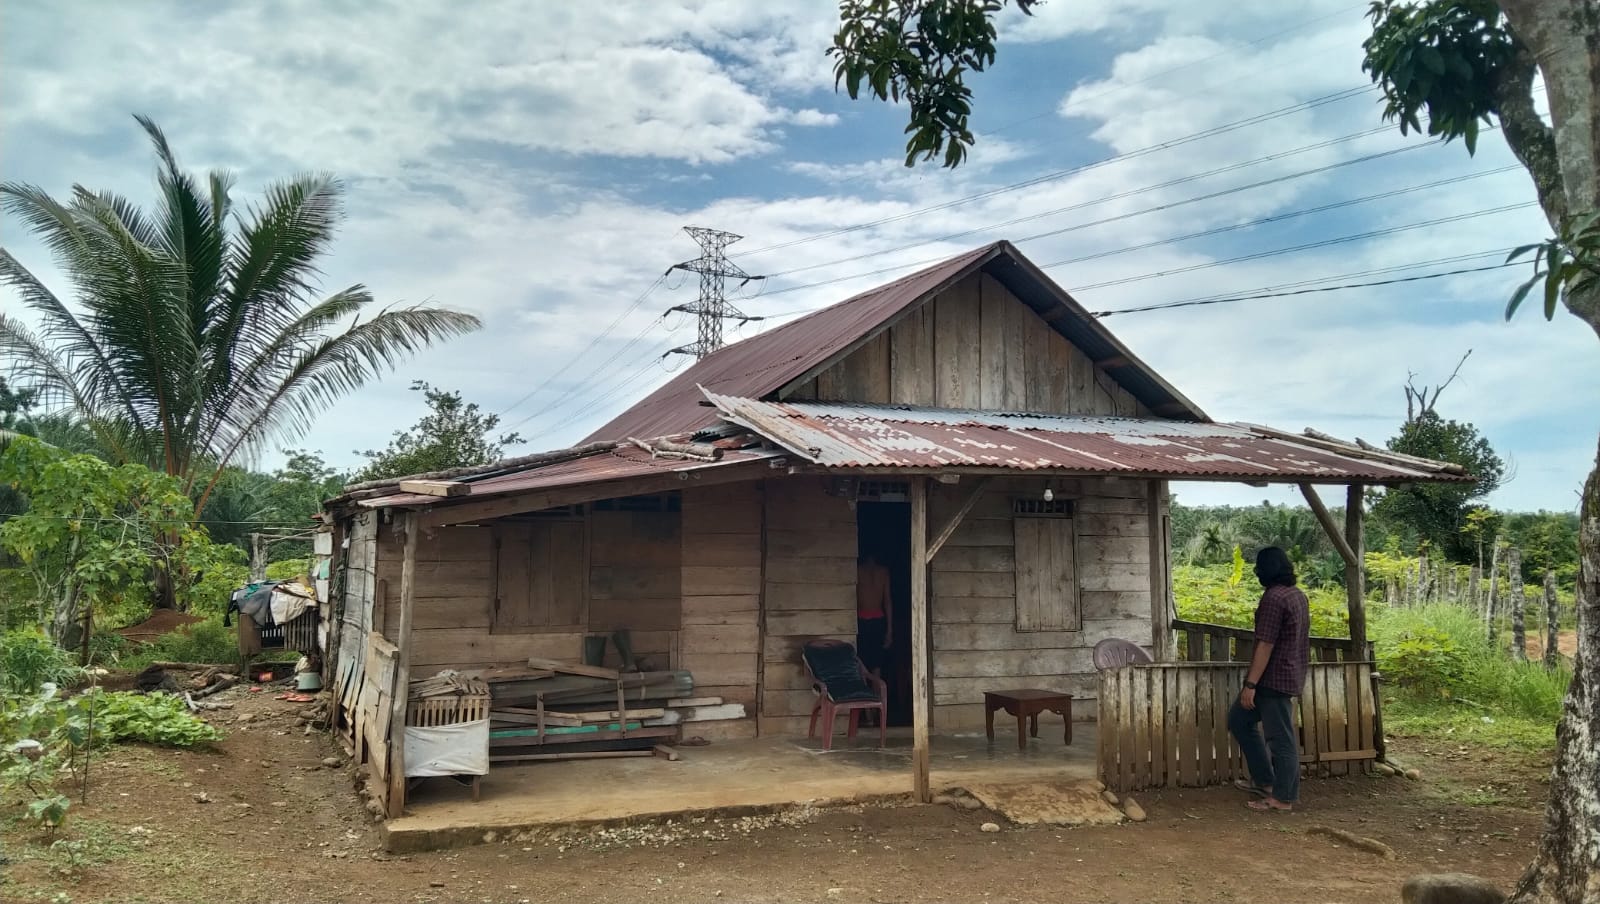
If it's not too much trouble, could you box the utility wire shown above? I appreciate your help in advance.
[735,85,1378,258]
[1091,261,1523,317]
[500,315,672,434]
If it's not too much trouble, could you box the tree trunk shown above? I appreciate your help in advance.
[1470,565,1482,614]
[1511,547,1528,662]
[1508,447,1600,904]
[1488,538,1503,648]
[1545,571,1560,671]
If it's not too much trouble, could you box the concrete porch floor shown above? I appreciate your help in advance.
[385,725,1101,851]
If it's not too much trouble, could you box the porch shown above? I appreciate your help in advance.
[384,727,1102,852]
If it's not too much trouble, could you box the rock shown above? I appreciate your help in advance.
[322,757,342,768]
[1372,761,1398,777]
[827,888,843,897]
[299,708,323,720]
[1404,768,1422,781]
[235,713,254,724]
[980,822,1001,833]
[1400,873,1506,904]
[192,791,211,804]
[1091,779,1106,792]
[1121,797,1146,822]
[484,831,499,844]
[1100,790,1120,806]
[958,797,983,810]
[932,793,959,806]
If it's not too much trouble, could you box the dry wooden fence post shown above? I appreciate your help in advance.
[1469,565,1482,615]
[1543,571,1559,671]
[1508,547,1526,662]
[1485,538,1502,647]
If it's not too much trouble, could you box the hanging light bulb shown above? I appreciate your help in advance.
[1042,487,1054,502]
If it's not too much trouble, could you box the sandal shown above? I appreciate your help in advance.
[1232,779,1269,797]
[1246,798,1293,812]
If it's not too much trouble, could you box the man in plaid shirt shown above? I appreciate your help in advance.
[1227,546,1310,812]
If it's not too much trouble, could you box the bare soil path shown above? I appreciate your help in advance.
[1,686,1548,904]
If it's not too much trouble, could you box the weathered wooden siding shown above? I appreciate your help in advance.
[678,483,764,740]
[930,477,1158,732]
[795,272,1146,417]
[759,477,858,737]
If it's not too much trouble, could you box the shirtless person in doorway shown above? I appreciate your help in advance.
[856,554,893,682]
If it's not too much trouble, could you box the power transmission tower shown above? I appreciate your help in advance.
[665,226,764,360]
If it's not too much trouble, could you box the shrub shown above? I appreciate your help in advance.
[1173,563,1350,636]
[0,628,81,694]
[120,618,237,669]
[87,690,223,747]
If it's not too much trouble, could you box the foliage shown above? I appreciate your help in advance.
[1359,0,1514,154]
[1372,411,1504,562]
[1171,501,1333,566]
[356,381,523,482]
[0,115,479,519]
[88,691,222,747]
[0,438,241,644]
[1173,562,1351,637]
[201,450,346,555]
[0,628,81,694]
[117,618,238,670]
[830,0,1037,167]
[1506,212,1600,320]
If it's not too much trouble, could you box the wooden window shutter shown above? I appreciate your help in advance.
[492,520,586,633]
[1013,515,1080,632]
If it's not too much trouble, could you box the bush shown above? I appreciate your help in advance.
[0,628,80,694]
[120,618,237,669]
[1173,563,1351,637]
[87,690,223,747]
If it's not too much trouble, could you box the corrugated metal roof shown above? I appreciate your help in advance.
[702,393,1470,484]
[360,439,781,509]
[580,241,1205,443]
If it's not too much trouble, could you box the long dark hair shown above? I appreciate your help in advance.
[1254,546,1297,588]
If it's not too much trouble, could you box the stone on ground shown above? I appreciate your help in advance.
[1400,873,1505,904]
[979,822,1000,833]
[1121,797,1146,822]
[963,782,1125,826]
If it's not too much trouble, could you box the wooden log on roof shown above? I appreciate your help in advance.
[398,479,469,497]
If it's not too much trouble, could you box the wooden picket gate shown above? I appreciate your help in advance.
[1097,662,1378,793]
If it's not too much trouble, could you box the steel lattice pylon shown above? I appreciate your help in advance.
[665,226,763,360]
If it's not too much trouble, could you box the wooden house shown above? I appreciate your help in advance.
[323,241,1468,817]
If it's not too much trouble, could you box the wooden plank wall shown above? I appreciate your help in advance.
[376,510,680,673]
[930,477,1158,731]
[678,483,764,740]
[1098,662,1378,793]
[333,512,379,747]
[795,272,1145,417]
[759,477,859,737]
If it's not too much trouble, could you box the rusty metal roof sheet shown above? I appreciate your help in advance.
[580,241,1205,443]
[359,437,780,509]
[701,392,1469,484]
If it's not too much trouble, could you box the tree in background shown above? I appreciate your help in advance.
[831,1,1598,898]
[355,381,523,482]
[1373,410,1506,561]
[0,116,480,521]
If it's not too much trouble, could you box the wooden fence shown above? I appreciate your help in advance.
[1098,661,1378,793]
[1173,618,1363,663]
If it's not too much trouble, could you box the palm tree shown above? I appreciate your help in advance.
[1,117,479,607]
[0,115,479,511]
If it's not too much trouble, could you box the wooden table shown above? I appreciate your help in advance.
[984,689,1073,749]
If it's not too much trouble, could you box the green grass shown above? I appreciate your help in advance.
[1384,696,1558,753]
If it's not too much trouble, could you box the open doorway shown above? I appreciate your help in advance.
[856,500,913,727]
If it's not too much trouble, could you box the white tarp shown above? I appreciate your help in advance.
[403,720,489,777]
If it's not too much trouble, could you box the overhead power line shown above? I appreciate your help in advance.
[735,85,1378,258]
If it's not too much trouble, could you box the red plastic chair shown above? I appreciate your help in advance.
[803,639,887,750]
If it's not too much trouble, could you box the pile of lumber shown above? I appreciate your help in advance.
[473,657,745,763]
[409,669,489,700]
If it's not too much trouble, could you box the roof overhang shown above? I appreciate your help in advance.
[700,390,1471,486]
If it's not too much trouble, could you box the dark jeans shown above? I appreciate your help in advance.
[1227,691,1300,803]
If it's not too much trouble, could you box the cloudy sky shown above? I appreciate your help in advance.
[3,0,1595,511]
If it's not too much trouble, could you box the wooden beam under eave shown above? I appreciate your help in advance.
[417,462,771,528]
[386,512,419,818]
[1298,483,1358,567]
[398,479,468,497]
[926,478,991,564]
[1147,480,1174,661]
[909,476,931,804]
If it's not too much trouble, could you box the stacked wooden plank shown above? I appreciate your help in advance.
[474,657,746,763]
[407,669,491,727]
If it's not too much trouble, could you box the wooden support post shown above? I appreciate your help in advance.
[1298,484,1357,568]
[1146,481,1174,660]
[386,513,419,818]
[909,476,931,803]
[925,477,991,564]
[1343,485,1368,652]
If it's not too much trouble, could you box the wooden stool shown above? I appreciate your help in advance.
[983,689,1073,749]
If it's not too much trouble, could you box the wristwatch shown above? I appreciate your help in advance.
[1243,680,1258,689]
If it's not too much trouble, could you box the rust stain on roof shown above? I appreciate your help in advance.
[701,393,1469,484]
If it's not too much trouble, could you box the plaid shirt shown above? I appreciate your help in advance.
[1254,584,1310,696]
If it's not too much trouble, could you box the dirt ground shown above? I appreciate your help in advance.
[1,684,1551,904]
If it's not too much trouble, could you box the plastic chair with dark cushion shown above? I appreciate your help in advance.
[1093,638,1154,670]
[802,639,887,750]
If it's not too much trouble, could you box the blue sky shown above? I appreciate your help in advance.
[3,0,1595,512]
